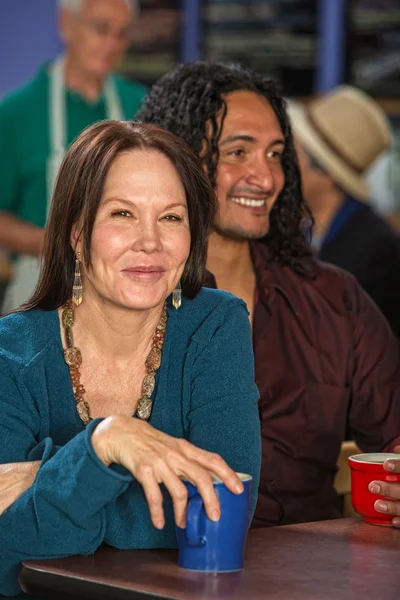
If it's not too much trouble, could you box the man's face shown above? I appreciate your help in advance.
[213,90,285,240]
[60,0,132,79]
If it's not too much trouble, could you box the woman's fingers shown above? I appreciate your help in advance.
[176,459,221,522]
[179,440,244,495]
[159,466,189,529]
[147,447,220,526]
[153,448,218,527]
[137,466,165,530]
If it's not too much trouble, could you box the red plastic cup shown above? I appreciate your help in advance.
[348,453,400,525]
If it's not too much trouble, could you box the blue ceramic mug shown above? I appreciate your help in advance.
[176,473,252,572]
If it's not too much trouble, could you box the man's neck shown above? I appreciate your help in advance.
[63,55,105,103]
[310,188,346,240]
[207,231,254,289]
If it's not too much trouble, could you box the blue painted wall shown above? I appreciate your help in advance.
[0,0,62,96]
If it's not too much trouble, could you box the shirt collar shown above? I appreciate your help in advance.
[205,241,316,318]
[249,242,299,316]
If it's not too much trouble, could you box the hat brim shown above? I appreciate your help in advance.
[288,101,370,202]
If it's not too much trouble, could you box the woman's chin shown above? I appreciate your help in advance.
[112,291,169,312]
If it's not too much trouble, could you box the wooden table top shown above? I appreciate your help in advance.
[20,517,400,600]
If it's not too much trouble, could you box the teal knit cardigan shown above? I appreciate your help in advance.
[0,288,261,597]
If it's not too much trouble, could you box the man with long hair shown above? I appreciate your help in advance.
[137,62,400,527]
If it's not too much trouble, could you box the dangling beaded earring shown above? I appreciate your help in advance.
[172,280,182,309]
[72,254,83,306]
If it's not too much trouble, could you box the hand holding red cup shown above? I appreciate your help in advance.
[368,445,400,528]
[348,448,400,526]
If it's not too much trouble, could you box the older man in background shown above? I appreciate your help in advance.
[287,88,400,337]
[0,0,146,311]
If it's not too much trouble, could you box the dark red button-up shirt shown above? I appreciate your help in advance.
[207,241,400,526]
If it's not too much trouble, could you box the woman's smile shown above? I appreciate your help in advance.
[121,265,167,283]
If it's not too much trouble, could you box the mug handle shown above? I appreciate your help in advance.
[186,493,205,547]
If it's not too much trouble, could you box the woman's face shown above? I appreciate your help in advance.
[77,149,190,311]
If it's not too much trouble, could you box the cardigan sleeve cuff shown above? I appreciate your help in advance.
[29,418,133,482]
[31,418,133,523]
[28,418,133,482]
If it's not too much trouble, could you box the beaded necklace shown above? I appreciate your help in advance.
[61,301,168,425]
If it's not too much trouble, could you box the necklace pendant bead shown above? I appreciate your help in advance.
[142,374,155,397]
[136,397,153,420]
[146,347,162,371]
[64,347,82,367]
[65,327,74,348]
[77,400,91,425]
[62,307,75,328]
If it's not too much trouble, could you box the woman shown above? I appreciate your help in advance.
[0,121,261,596]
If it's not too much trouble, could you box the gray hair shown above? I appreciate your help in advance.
[58,0,138,13]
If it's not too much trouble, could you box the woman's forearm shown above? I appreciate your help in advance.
[0,461,40,515]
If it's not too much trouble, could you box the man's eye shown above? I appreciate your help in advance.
[112,210,131,217]
[229,149,244,157]
[267,151,283,161]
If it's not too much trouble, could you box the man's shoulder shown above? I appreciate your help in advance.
[251,240,360,309]
[0,67,48,121]
[313,259,356,287]
[0,309,58,369]
[292,258,360,299]
[252,240,355,290]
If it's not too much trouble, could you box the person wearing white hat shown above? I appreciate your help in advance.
[0,0,146,313]
[287,86,400,337]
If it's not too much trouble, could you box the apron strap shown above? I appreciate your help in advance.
[104,76,124,121]
[49,56,66,157]
[47,57,124,211]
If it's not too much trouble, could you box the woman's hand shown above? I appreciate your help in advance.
[368,445,400,528]
[91,416,244,530]
[0,461,40,515]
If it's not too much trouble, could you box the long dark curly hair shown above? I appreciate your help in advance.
[137,61,314,276]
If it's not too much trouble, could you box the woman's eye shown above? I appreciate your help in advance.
[112,210,131,217]
[163,214,182,222]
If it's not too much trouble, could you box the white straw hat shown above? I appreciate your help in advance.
[287,86,392,201]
